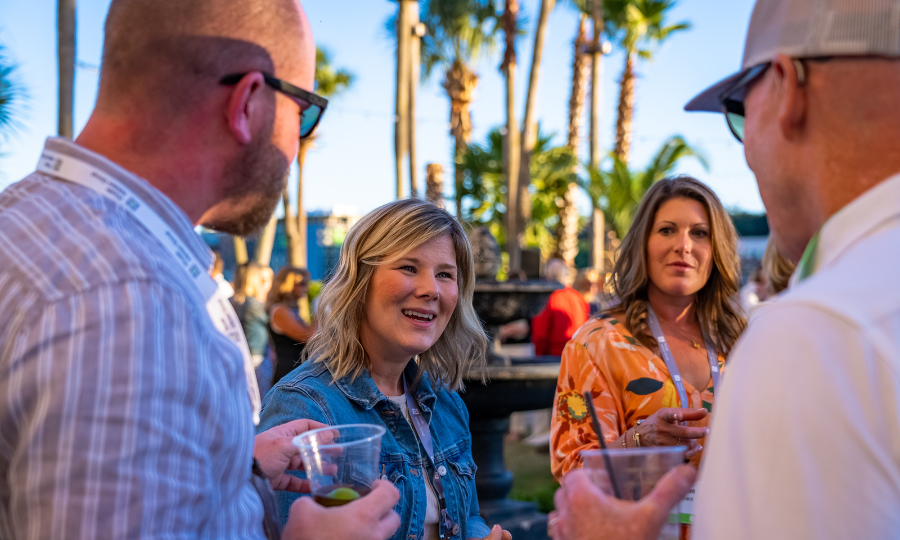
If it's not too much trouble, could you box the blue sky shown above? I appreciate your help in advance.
[0,0,763,216]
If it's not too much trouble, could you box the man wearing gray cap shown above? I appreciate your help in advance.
[548,0,900,539]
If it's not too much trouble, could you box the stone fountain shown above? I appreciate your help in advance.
[462,228,562,540]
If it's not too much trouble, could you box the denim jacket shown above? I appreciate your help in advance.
[257,357,491,540]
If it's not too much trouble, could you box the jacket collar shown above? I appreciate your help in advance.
[331,358,439,414]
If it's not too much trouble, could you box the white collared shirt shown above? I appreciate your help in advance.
[695,172,900,540]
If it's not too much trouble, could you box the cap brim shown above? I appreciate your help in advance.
[684,68,750,112]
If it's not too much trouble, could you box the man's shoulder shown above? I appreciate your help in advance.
[0,171,200,305]
[782,224,900,326]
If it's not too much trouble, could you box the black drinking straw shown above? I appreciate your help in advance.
[583,391,623,499]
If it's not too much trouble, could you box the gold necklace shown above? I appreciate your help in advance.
[659,320,702,349]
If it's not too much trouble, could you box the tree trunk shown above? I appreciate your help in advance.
[294,140,309,267]
[592,207,605,271]
[443,60,477,219]
[614,53,635,165]
[566,15,590,152]
[254,213,278,266]
[556,14,590,265]
[57,0,76,138]
[282,188,298,266]
[589,0,604,169]
[425,163,444,208]
[233,237,249,265]
[502,0,521,270]
[408,5,422,198]
[394,0,411,199]
[515,0,555,271]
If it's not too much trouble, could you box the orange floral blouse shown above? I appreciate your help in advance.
[550,312,725,481]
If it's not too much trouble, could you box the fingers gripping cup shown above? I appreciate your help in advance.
[294,424,386,507]
[582,447,686,540]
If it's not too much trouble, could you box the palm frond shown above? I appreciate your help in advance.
[0,44,27,145]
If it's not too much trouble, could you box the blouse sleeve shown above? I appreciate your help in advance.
[550,321,624,482]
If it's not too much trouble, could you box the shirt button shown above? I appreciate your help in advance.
[438,465,447,477]
[451,524,460,536]
[380,474,388,480]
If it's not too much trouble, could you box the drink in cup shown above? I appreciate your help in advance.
[294,424,386,508]
[582,446,686,540]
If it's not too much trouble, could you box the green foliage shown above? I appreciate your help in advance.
[0,45,26,147]
[730,211,769,237]
[314,48,354,99]
[603,0,690,58]
[458,126,577,258]
[420,0,501,78]
[583,135,707,238]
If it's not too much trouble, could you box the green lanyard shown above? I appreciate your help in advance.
[795,230,821,282]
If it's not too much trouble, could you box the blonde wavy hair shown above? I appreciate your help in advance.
[762,236,795,296]
[305,198,488,391]
[610,176,746,356]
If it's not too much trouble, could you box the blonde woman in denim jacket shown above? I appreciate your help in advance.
[258,199,511,540]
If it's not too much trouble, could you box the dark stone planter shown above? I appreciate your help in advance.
[463,280,564,540]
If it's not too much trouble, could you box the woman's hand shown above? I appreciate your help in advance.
[470,524,512,540]
[634,408,709,458]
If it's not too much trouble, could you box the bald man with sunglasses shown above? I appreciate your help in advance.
[549,0,900,539]
[0,1,402,539]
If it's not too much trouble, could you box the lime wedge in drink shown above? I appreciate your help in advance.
[326,487,361,501]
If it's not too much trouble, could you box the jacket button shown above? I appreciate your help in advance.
[438,465,447,477]
[451,524,460,536]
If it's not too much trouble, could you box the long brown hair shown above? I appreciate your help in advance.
[266,266,310,310]
[611,176,746,356]
[304,198,488,391]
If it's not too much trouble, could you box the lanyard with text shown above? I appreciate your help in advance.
[646,306,720,410]
[37,148,262,425]
[403,375,460,539]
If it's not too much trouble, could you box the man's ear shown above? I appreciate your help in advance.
[772,54,808,141]
[225,72,267,145]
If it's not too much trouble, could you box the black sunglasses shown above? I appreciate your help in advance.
[220,72,328,140]
[719,63,770,143]
[719,58,812,143]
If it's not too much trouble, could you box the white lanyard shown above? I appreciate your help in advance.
[37,148,262,425]
[646,306,720,409]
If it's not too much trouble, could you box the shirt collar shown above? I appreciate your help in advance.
[42,137,214,272]
[331,359,438,413]
[812,171,900,275]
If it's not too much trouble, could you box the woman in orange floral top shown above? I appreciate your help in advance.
[552,177,746,480]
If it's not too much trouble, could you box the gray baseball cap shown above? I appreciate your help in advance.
[685,0,900,112]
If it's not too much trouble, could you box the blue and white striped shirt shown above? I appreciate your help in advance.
[0,138,265,539]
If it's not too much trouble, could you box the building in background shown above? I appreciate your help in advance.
[201,205,361,282]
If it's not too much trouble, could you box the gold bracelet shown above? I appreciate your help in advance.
[632,427,641,447]
[622,430,628,448]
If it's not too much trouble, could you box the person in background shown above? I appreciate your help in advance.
[532,259,590,356]
[760,236,795,298]
[232,262,276,395]
[550,0,900,538]
[738,266,765,313]
[258,199,510,540]
[267,266,316,385]
[213,250,235,298]
[551,177,745,483]
[573,268,603,315]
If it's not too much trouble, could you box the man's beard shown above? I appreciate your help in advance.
[203,133,290,237]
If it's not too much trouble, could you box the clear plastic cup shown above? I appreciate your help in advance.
[581,446,686,540]
[293,424,386,507]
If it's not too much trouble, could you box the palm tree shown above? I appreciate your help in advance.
[583,135,706,239]
[0,45,26,147]
[57,0,76,139]
[511,0,556,272]
[500,0,521,272]
[421,0,499,218]
[276,47,354,267]
[458,126,577,260]
[605,0,689,165]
